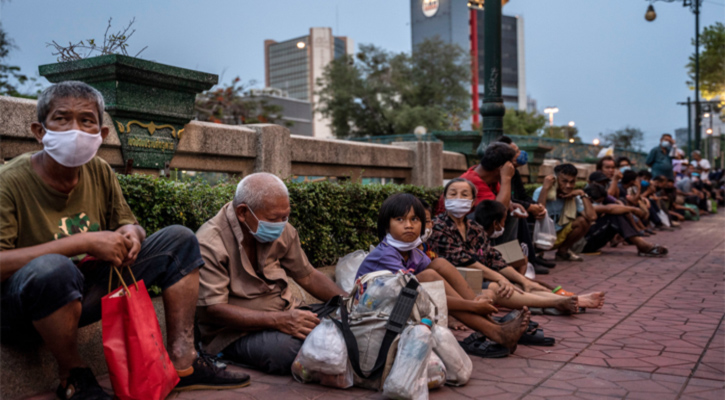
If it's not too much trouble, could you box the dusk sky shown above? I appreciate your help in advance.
[2,0,723,149]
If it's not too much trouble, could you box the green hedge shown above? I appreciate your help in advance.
[117,175,441,267]
[118,175,583,267]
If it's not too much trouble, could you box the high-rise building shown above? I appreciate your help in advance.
[411,0,527,115]
[265,28,354,138]
[243,88,313,137]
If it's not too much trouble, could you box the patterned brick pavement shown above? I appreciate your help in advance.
[25,212,725,400]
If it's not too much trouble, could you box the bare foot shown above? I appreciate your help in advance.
[577,292,606,309]
[448,315,466,330]
[554,296,578,314]
[487,307,530,352]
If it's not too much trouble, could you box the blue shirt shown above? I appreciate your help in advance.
[355,238,431,280]
[533,186,584,232]
[646,145,674,180]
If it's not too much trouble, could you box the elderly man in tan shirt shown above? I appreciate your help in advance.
[196,173,346,375]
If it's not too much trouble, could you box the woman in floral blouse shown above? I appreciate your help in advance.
[429,179,581,314]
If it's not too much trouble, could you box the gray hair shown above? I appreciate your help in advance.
[232,172,289,210]
[37,81,105,125]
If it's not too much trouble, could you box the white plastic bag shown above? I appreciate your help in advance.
[426,353,446,390]
[383,324,433,400]
[657,209,671,227]
[291,358,354,389]
[597,145,614,159]
[525,262,536,280]
[335,250,369,293]
[533,213,557,250]
[420,281,447,327]
[432,325,472,386]
[297,319,347,375]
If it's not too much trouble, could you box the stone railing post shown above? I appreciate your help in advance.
[248,124,292,178]
[392,141,443,188]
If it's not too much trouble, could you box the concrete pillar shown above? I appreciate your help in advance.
[392,141,443,188]
[249,124,292,178]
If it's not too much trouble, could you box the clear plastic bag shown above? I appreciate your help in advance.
[297,319,347,375]
[432,325,472,386]
[383,325,433,400]
[292,358,354,389]
[533,213,557,250]
[335,250,369,293]
[426,353,446,390]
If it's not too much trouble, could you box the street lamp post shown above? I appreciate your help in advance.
[479,0,504,151]
[645,0,702,150]
[543,107,559,126]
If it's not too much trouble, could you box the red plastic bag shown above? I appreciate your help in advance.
[102,268,179,400]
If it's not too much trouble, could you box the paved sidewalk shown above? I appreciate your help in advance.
[27,212,725,400]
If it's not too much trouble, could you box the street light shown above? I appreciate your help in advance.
[543,107,559,126]
[569,138,575,143]
[296,41,306,49]
[703,112,710,118]
[568,121,575,127]
[706,128,713,135]
[593,138,601,146]
[645,0,703,150]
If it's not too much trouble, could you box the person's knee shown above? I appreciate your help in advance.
[20,254,83,292]
[266,333,303,375]
[156,225,198,248]
[417,268,443,282]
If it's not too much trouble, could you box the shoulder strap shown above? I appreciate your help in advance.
[333,277,420,380]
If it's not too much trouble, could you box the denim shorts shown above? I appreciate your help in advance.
[1,225,204,344]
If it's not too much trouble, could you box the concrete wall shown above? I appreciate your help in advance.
[0,96,467,187]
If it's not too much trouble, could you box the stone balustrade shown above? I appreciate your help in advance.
[0,96,468,187]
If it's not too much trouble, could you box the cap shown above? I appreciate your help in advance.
[589,171,610,183]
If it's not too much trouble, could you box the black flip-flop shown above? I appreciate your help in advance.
[517,329,555,346]
[458,335,510,358]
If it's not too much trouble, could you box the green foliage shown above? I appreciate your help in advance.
[316,37,470,138]
[503,108,546,136]
[0,22,40,98]
[598,126,644,151]
[195,78,291,126]
[541,125,581,142]
[688,22,725,101]
[117,175,442,267]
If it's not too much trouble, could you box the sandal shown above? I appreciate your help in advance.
[555,251,583,262]
[458,335,510,358]
[517,329,555,346]
[638,244,669,257]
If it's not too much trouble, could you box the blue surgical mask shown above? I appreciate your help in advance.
[620,166,631,173]
[640,180,650,188]
[516,150,528,166]
[244,207,287,243]
[661,141,672,150]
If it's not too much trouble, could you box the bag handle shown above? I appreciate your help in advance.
[333,277,420,380]
[107,265,139,297]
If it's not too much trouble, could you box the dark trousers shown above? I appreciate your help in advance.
[583,214,641,253]
[221,303,327,375]
[1,225,203,344]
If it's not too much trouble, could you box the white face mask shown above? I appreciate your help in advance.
[445,198,473,218]
[385,233,422,252]
[490,225,505,239]
[421,227,432,242]
[42,125,103,167]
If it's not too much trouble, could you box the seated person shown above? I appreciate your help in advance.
[195,173,347,375]
[582,184,668,257]
[533,164,597,262]
[656,177,688,223]
[356,193,531,354]
[0,81,248,400]
[597,155,623,198]
[473,200,605,310]
[637,170,669,229]
[619,170,653,234]
[429,179,581,314]
[676,164,707,213]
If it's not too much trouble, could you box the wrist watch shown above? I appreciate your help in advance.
[581,193,590,199]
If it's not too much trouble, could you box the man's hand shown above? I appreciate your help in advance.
[629,206,646,219]
[87,232,133,267]
[560,189,585,199]
[527,203,546,219]
[500,161,516,181]
[510,202,529,218]
[470,296,498,315]
[613,170,623,182]
[120,231,142,266]
[276,309,320,340]
[542,175,556,190]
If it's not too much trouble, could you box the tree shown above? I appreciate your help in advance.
[598,126,644,150]
[687,22,725,101]
[195,77,290,127]
[0,22,38,98]
[542,125,582,142]
[502,108,547,136]
[316,37,470,138]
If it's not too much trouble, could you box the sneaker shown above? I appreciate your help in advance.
[56,367,111,400]
[174,353,251,391]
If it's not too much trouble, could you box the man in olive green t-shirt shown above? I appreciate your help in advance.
[0,81,249,399]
